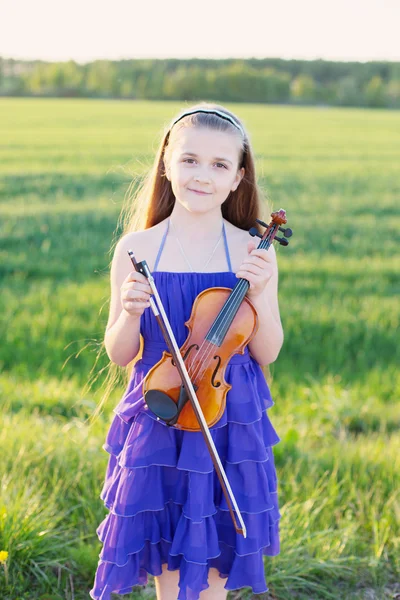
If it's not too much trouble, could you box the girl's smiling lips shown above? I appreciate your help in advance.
[188,188,212,195]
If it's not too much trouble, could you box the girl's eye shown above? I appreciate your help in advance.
[183,159,227,169]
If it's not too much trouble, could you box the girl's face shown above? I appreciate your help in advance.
[165,127,245,214]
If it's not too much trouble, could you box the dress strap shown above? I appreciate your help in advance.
[154,218,232,272]
[222,221,233,272]
[153,219,170,272]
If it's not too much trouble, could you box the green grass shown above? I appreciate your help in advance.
[0,97,399,599]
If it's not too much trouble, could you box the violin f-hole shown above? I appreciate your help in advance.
[171,343,199,367]
[211,355,222,388]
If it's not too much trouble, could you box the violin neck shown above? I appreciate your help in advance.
[205,233,274,346]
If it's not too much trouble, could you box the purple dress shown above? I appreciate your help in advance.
[89,221,281,600]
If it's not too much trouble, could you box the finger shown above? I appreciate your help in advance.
[126,289,151,302]
[245,254,275,266]
[125,300,150,310]
[240,257,267,270]
[125,281,153,294]
[237,265,270,281]
[236,272,256,289]
[237,263,264,276]
[248,249,272,261]
[237,267,273,285]
[236,269,256,280]
[126,271,149,285]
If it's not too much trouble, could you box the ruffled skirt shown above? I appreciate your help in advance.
[89,350,281,600]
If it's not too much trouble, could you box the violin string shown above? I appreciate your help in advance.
[185,227,275,386]
[185,228,275,384]
[186,278,253,383]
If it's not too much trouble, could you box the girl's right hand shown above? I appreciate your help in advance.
[121,271,153,318]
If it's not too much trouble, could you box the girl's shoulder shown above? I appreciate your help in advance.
[113,221,167,271]
[223,219,250,243]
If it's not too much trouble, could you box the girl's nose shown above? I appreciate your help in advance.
[194,172,211,183]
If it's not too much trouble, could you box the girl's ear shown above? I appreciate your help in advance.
[231,167,245,191]
[163,159,171,181]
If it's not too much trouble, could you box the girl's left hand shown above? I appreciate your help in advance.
[236,241,276,299]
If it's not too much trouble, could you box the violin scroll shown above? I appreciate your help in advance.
[249,209,293,247]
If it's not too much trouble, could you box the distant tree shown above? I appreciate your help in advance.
[215,63,253,102]
[387,63,400,80]
[364,75,386,107]
[315,81,337,104]
[0,57,27,95]
[336,76,361,106]
[384,79,400,108]
[85,60,119,96]
[163,66,204,101]
[60,60,84,96]
[262,68,291,102]
[202,63,290,103]
[120,78,135,98]
[291,74,317,103]
[47,63,66,89]
[25,63,48,94]
[146,66,168,100]
[135,73,149,99]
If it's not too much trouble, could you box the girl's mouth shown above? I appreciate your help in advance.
[189,189,211,195]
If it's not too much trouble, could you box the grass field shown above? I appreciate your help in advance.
[0,98,399,600]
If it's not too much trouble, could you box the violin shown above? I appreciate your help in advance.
[137,210,291,431]
[128,209,292,538]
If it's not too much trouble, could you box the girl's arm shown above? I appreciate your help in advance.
[247,285,284,366]
[243,244,284,366]
[104,234,142,367]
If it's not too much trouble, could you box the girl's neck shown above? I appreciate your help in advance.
[168,206,224,243]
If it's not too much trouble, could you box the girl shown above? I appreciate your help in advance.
[90,102,283,600]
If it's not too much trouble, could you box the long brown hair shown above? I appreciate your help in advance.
[86,101,273,425]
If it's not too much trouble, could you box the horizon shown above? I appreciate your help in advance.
[1,54,399,66]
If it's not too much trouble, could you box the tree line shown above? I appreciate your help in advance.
[1,56,399,107]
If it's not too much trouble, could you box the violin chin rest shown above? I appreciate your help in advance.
[144,389,178,421]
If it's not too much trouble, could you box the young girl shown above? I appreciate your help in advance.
[89,102,283,600]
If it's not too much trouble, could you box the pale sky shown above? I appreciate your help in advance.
[0,0,399,63]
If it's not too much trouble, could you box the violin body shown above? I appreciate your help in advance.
[143,286,259,431]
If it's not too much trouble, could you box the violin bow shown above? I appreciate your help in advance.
[127,249,247,538]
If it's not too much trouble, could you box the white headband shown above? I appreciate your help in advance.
[170,108,245,137]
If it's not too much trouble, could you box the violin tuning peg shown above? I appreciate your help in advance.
[279,226,293,238]
[249,227,263,238]
[275,236,289,246]
[255,218,269,228]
